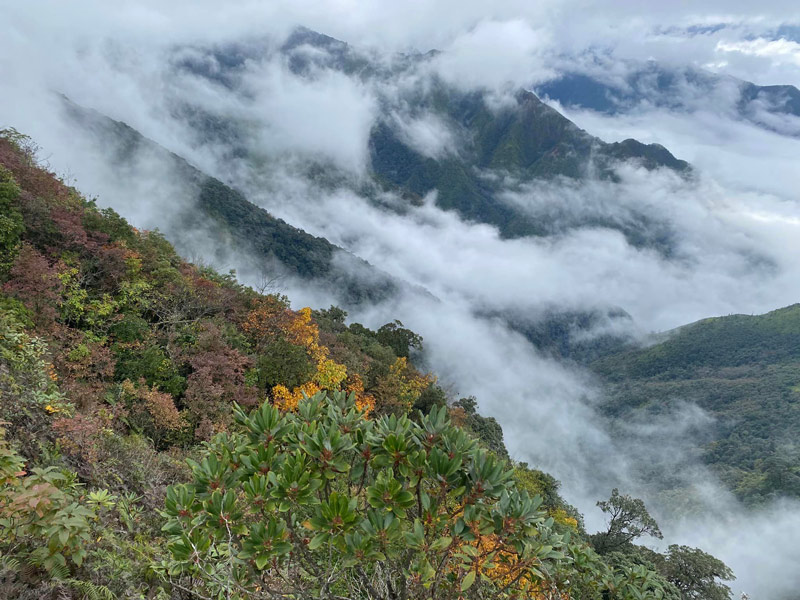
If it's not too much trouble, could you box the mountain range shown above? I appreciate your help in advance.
[536,60,800,137]
[59,28,695,301]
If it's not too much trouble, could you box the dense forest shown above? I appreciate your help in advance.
[0,129,733,599]
[592,306,800,504]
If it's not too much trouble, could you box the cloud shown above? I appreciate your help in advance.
[717,37,800,66]
[669,498,800,598]
[390,112,458,159]
[427,19,555,91]
[243,63,378,173]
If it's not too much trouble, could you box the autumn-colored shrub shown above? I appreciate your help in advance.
[163,394,580,599]
[0,425,94,579]
[183,323,257,435]
[2,243,64,328]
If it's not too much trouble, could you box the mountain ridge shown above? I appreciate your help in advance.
[537,61,800,137]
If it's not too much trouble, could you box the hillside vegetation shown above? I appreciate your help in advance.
[593,305,800,503]
[0,130,731,599]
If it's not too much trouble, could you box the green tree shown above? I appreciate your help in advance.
[255,337,315,391]
[376,320,423,359]
[591,489,663,554]
[452,396,509,459]
[0,166,24,279]
[657,545,734,600]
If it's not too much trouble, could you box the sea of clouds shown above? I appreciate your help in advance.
[3,2,800,596]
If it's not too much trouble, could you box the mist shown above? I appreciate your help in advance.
[3,2,800,597]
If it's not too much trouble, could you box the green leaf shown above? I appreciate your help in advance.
[461,570,476,591]
[430,536,452,552]
[255,555,269,570]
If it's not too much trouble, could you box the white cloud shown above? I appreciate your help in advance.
[717,37,800,66]
[244,63,378,173]
[428,19,555,91]
[391,112,458,159]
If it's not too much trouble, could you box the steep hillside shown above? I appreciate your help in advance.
[592,304,800,503]
[369,87,689,242]
[0,129,731,600]
[63,99,401,306]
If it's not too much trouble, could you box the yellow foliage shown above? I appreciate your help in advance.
[270,306,351,406]
[550,508,579,530]
[374,357,434,411]
[271,382,322,412]
[285,307,322,358]
[271,384,296,412]
[346,374,375,417]
[297,382,321,400]
[314,358,347,390]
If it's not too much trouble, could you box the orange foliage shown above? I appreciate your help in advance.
[241,297,291,346]
[345,373,375,416]
[454,532,560,599]
[141,385,185,432]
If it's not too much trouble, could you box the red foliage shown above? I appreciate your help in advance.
[50,327,115,408]
[49,206,90,250]
[90,242,132,292]
[0,140,72,208]
[2,243,63,328]
[52,412,108,467]
[182,323,257,437]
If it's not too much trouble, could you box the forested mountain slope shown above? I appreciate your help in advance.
[77,27,692,250]
[62,99,401,306]
[592,304,800,503]
[368,87,689,242]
